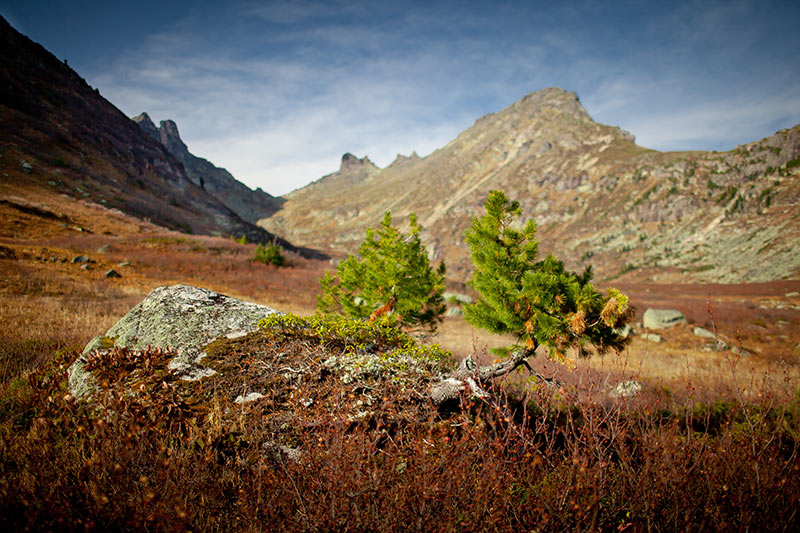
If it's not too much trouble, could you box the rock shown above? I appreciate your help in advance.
[612,380,642,398]
[21,160,32,173]
[132,112,160,142]
[71,255,91,264]
[234,392,265,404]
[731,346,752,357]
[714,339,730,351]
[80,264,90,271]
[693,326,716,339]
[443,291,474,305]
[641,333,662,343]
[614,324,634,338]
[643,309,687,330]
[104,269,121,278]
[118,261,131,267]
[445,306,463,317]
[68,284,280,398]
[97,244,112,253]
[785,292,800,298]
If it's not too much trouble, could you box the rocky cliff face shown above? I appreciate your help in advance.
[0,15,303,250]
[132,113,284,224]
[261,88,800,283]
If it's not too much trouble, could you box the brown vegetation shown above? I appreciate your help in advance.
[1,178,800,530]
[1,324,798,531]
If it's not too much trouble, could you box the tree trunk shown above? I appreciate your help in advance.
[430,346,552,405]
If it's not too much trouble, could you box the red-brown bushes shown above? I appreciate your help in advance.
[1,333,798,531]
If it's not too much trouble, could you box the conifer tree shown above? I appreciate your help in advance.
[318,212,446,333]
[464,190,631,372]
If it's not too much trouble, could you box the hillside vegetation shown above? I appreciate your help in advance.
[262,89,800,283]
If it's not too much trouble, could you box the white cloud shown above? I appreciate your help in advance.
[84,0,800,196]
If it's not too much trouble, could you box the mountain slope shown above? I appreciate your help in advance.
[0,15,307,253]
[261,88,800,282]
[132,113,284,224]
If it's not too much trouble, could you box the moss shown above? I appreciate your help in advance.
[257,313,452,368]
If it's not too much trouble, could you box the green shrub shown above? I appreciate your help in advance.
[463,190,631,362]
[317,212,446,333]
[253,243,285,267]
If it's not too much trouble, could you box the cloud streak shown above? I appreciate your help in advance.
[72,0,800,195]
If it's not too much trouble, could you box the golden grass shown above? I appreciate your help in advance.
[2,181,799,397]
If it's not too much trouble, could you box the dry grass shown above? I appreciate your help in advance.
[1,317,798,531]
[1,184,800,530]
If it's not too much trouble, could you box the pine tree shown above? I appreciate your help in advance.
[464,190,631,370]
[318,212,446,333]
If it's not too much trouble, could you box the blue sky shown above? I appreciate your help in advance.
[3,1,800,195]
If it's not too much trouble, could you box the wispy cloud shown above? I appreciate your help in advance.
[81,0,800,195]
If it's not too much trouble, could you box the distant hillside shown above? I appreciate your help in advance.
[261,88,800,283]
[132,113,284,224]
[0,15,311,254]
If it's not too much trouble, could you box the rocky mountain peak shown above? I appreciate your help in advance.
[389,151,422,167]
[132,112,160,142]
[340,152,377,172]
[261,86,800,284]
[514,87,591,120]
[132,113,284,224]
[158,119,188,154]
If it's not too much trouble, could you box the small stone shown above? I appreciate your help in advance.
[641,333,662,343]
[48,180,57,186]
[71,255,91,263]
[104,269,121,278]
[693,326,716,339]
[614,324,634,338]
[97,244,112,253]
[118,261,131,267]
[731,346,752,357]
[445,306,463,317]
[234,392,264,404]
[21,161,32,174]
[612,380,642,398]
[443,291,474,305]
[785,292,799,298]
[80,264,90,271]
[712,339,729,351]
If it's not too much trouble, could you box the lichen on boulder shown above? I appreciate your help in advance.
[68,284,279,398]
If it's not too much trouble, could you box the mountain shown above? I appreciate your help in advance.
[261,88,800,283]
[0,15,310,254]
[132,113,284,224]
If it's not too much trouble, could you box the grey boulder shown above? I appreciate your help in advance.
[643,309,687,330]
[68,284,279,398]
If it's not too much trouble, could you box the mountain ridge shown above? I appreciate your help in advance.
[260,88,800,283]
[0,15,316,256]
[132,113,284,224]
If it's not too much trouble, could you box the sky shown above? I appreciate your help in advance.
[2,0,800,196]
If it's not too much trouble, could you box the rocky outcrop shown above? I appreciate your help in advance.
[68,285,279,398]
[68,284,540,410]
[132,112,159,141]
[132,114,284,224]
